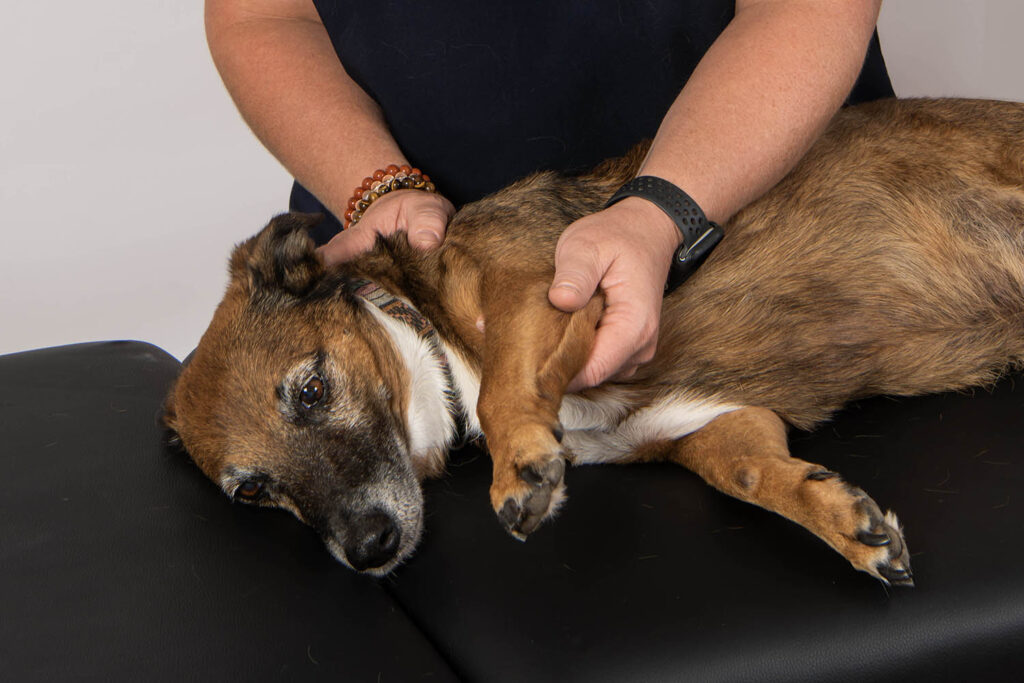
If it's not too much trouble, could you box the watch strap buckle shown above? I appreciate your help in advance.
[666,222,723,293]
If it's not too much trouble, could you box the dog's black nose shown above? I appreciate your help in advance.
[345,512,401,571]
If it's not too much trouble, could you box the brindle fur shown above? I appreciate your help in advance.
[167,99,1024,582]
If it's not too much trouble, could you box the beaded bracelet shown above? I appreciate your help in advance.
[344,164,436,228]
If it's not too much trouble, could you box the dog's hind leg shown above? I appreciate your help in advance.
[662,407,913,585]
[476,272,604,540]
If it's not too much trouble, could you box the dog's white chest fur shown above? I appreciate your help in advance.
[359,298,481,458]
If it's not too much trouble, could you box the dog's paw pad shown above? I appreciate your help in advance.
[520,457,564,488]
[498,499,527,541]
[494,455,566,539]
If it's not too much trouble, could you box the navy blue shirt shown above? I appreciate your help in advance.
[294,1,892,243]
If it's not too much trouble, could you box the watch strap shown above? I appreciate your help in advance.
[605,176,723,294]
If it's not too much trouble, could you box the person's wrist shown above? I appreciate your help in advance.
[343,164,436,228]
[608,196,683,254]
[606,175,724,294]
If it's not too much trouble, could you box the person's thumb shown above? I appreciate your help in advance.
[318,225,379,266]
[407,202,449,250]
[548,237,603,312]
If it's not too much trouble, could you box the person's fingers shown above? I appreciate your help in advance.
[549,230,604,312]
[567,299,652,391]
[566,260,663,392]
[407,195,453,250]
[317,191,454,264]
[318,225,381,266]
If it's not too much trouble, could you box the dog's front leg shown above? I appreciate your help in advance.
[666,407,913,585]
[476,272,603,539]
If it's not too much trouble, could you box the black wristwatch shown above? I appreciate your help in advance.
[605,176,724,294]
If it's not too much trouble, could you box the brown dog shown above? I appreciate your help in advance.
[165,98,1024,583]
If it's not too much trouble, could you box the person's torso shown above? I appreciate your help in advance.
[299,1,892,235]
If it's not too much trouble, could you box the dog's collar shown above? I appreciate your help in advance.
[351,279,470,448]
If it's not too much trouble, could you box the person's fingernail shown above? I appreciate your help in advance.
[552,281,582,296]
[414,230,441,247]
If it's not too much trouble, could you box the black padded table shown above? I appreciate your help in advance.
[2,341,1022,681]
[0,342,456,682]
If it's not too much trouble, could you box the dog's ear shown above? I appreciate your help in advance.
[160,348,194,437]
[232,212,326,296]
[162,386,177,427]
[161,382,183,447]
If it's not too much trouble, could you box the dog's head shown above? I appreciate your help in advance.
[165,213,435,575]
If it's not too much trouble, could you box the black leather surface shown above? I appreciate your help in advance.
[388,378,1024,682]
[4,341,1022,682]
[0,342,457,682]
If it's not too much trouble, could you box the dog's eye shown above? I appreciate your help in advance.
[235,480,263,501]
[299,376,325,408]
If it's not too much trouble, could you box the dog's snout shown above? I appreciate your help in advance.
[344,512,401,571]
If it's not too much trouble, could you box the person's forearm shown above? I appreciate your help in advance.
[640,0,882,223]
[206,0,406,218]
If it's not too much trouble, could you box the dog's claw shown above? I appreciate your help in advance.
[499,499,522,528]
[495,455,566,539]
[552,424,564,443]
[854,502,913,586]
[498,500,527,541]
[856,530,892,547]
[878,564,914,587]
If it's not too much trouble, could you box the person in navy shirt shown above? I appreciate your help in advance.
[205,0,891,389]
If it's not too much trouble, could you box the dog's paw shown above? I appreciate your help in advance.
[803,471,913,586]
[491,453,566,540]
[852,498,913,586]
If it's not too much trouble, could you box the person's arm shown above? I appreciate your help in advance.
[550,0,882,391]
[206,0,451,262]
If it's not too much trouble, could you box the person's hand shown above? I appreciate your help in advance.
[318,189,455,266]
[548,196,682,392]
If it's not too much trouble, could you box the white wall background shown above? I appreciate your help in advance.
[2,1,1022,361]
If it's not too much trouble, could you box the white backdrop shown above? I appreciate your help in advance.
[2,1,1022,361]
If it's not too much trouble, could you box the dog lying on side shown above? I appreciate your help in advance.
[165,99,1024,584]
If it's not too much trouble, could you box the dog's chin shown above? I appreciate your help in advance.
[324,508,424,576]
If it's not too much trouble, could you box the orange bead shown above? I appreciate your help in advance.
[421,174,430,183]
[353,186,365,198]
[373,169,385,180]
[344,209,354,221]
[362,177,374,189]
[385,164,399,174]
[410,168,421,176]
[399,164,411,174]
[347,198,357,210]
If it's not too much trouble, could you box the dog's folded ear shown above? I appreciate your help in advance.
[161,388,183,447]
[231,212,326,297]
